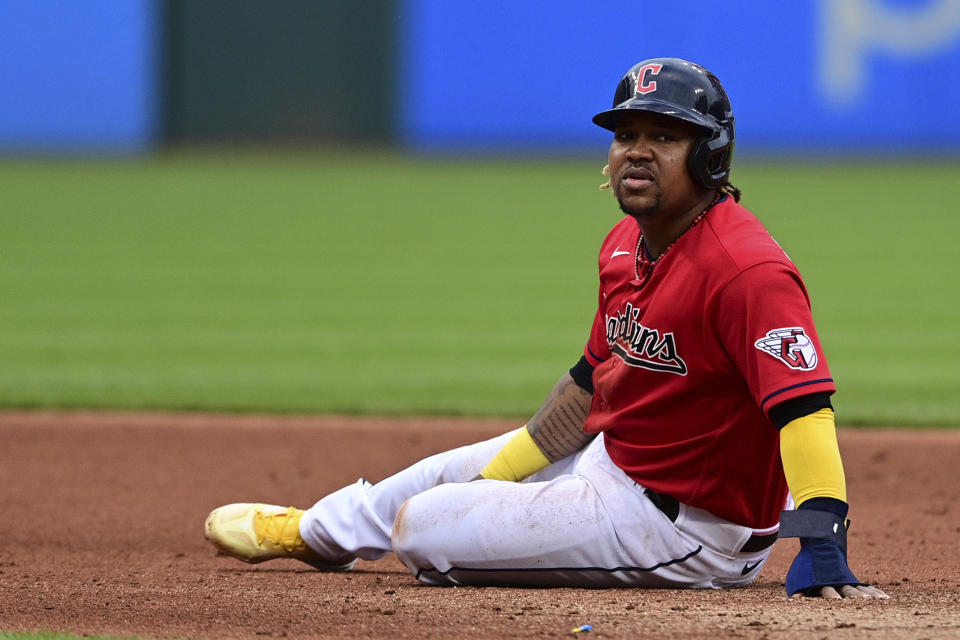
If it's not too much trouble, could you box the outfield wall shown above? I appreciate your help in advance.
[399,0,960,153]
[162,1,395,143]
[2,0,959,154]
[0,0,159,153]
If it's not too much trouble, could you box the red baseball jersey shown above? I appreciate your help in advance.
[582,196,835,530]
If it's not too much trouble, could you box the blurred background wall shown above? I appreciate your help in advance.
[0,0,159,153]
[3,0,960,156]
[163,1,394,144]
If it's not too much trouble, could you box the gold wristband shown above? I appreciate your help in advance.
[780,408,847,505]
[480,425,551,482]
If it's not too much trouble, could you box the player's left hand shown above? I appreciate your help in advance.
[780,499,890,599]
[810,584,889,599]
[797,584,890,600]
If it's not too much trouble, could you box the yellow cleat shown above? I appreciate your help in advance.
[204,503,355,571]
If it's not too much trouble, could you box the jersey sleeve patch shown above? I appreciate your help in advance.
[754,327,818,371]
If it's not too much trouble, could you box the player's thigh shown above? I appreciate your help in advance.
[392,436,723,587]
[393,475,601,553]
[393,475,686,586]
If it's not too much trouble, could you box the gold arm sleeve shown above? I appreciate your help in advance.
[480,425,552,482]
[779,408,847,506]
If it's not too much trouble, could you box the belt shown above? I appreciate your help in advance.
[644,489,778,553]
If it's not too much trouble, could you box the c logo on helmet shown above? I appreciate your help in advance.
[635,63,663,95]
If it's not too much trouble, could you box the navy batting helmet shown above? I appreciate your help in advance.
[593,58,735,189]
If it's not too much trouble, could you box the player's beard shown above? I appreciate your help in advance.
[616,191,662,220]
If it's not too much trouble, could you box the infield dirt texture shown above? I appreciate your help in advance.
[2,411,958,640]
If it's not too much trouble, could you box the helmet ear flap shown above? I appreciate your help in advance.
[687,120,734,189]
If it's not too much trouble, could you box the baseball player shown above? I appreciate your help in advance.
[205,58,887,599]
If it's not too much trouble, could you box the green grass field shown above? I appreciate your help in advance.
[1,152,957,424]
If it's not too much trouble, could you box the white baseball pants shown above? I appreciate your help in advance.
[299,429,773,588]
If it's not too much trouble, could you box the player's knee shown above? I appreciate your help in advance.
[391,497,412,550]
[391,489,458,574]
[391,495,429,565]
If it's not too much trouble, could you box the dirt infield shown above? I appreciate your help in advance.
[1,411,958,639]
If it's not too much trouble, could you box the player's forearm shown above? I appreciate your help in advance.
[526,372,594,462]
[777,408,871,596]
[478,372,594,482]
[779,408,846,505]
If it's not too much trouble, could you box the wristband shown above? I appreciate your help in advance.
[480,425,551,482]
[779,500,861,596]
[779,508,849,552]
[779,408,847,505]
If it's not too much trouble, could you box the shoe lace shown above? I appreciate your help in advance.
[255,506,303,553]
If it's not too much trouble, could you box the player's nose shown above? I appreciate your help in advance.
[624,136,654,161]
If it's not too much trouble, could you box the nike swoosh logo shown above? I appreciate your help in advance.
[741,560,763,575]
[610,248,631,259]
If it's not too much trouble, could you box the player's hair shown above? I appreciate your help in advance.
[721,181,742,202]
